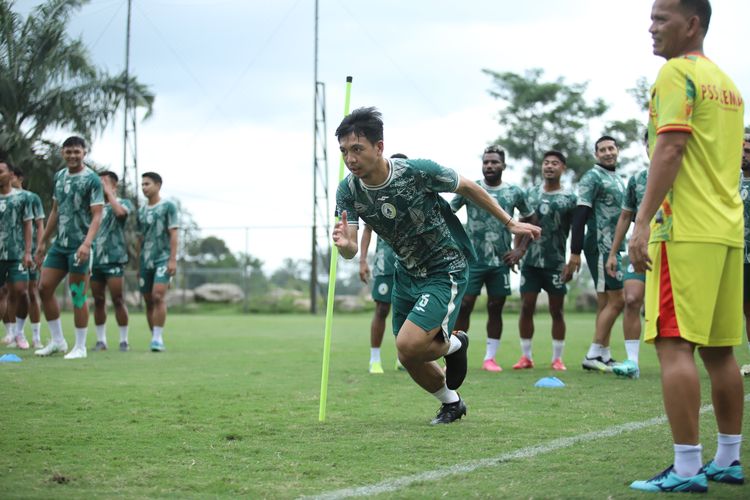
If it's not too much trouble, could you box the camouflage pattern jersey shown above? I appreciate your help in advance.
[94,198,134,265]
[52,167,104,250]
[0,189,33,260]
[576,165,626,256]
[137,200,179,269]
[522,185,577,270]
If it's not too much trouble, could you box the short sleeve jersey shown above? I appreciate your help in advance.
[138,200,179,269]
[450,180,532,267]
[576,165,625,255]
[21,190,45,254]
[94,198,134,266]
[522,185,577,270]
[0,189,33,260]
[623,169,648,216]
[648,54,744,246]
[741,176,750,263]
[52,167,104,250]
[336,158,464,278]
[372,237,396,277]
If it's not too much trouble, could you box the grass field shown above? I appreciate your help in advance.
[1,311,749,498]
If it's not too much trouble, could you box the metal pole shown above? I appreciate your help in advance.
[122,0,132,197]
[310,0,320,314]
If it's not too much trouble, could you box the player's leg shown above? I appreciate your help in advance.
[64,269,92,360]
[90,271,108,351]
[480,266,509,371]
[613,270,645,378]
[594,256,624,365]
[107,275,129,352]
[11,272,30,349]
[27,274,43,348]
[148,280,169,352]
[35,249,70,356]
[453,264,481,333]
[548,293,567,370]
[582,250,607,369]
[0,284,14,344]
[515,292,537,369]
[368,300,390,373]
[4,267,30,349]
[742,262,750,375]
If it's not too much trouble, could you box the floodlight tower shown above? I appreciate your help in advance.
[122,0,139,207]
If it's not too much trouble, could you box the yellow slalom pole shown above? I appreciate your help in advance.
[319,76,353,422]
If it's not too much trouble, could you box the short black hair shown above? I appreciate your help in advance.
[142,172,162,185]
[62,136,87,149]
[390,153,408,159]
[543,150,567,165]
[11,164,24,178]
[595,135,618,151]
[0,158,15,172]
[100,171,119,183]
[679,0,711,34]
[483,144,506,162]
[335,107,384,145]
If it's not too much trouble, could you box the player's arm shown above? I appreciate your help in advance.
[629,131,689,273]
[455,176,541,240]
[332,210,358,259]
[22,219,33,269]
[34,218,44,252]
[504,213,538,270]
[606,208,634,277]
[77,203,103,264]
[566,205,591,276]
[359,225,373,283]
[108,194,129,219]
[35,200,58,267]
[167,227,178,275]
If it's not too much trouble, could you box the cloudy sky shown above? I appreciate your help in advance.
[15,0,750,270]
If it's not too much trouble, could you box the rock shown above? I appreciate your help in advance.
[193,283,245,303]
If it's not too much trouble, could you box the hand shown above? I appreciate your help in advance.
[23,252,33,270]
[560,264,573,283]
[605,254,619,278]
[332,210,352,250]
[502,248,524,272]
[566,254,581,278]
[167,257,177,276]
[102,180,116,201]
[75,242,91,266]
[628,221,652,273]
[34,243,46,269]
[507,220,541,240]
[359,260,371,284]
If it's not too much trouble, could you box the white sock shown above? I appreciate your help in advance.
[152,326,164,343]
[485,338,500,361]
[119,325,128,343]
[95,324,107,344]
[370,347,381,363]
[674,443,702,477]
[48,318,64,344]
[586,343,602,359]
[446,334,462,355]
[625,340,640,363]
[3,322,13,338]
[74,328,87,350]
[431,385,460,404]
[552,340,564,361]
[15,317,26,338]
[518,338,531,359]
[31,323,41,344]
[714,433,742,467]
[600,346,612,362]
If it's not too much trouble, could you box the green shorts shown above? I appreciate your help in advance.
[0,260,29,287]
[466,263,511,297]
[139,261,171,293]
[622,255,646,282]
[585,250,623,292]
[391,267,468,341]
[520,266,567,295]
[43,244,91,275]
[27,266,39,282]
[371,274,394,303]
[744,263,750,303]
[91,263,126,283]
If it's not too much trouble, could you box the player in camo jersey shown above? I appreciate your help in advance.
[0,160,33,350]
[90,171,134,352]
[334,108,540,425]
[137,172,179,352]
[741,134,750,376]
[568,135,626,372]
[34,136,104,360]
[450,145,533,373]
[514,151,577,371]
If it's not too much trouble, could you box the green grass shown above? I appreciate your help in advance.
[1,312,749,498]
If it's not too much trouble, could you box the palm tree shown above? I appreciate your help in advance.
[0,0,154,208]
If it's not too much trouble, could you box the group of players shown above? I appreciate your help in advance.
[0,136,179,359]
[334,0,746,492]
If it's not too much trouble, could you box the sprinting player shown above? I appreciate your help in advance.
[90,171,133,352]
[741,133,750,376]
[629,0,745,491]
[34,136,104,359]
[137,172,179,352]
[568,136,626,371]
[333,107,540,425]
[450,145,533,372]
[515,151,577,371]
[0,160,33,349]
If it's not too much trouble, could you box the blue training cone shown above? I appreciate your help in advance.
[0,353,22,363]
[534,376,565,388]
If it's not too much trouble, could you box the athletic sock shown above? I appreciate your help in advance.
[3,322,13,338]
[673,443,702,477]
[485,338,500,361]
[31,323,41,344]
[369,347,381,363]
[74,328,87,350]
[15,317,27,339]
[586,343,602,359]
[714,433,742,467]
[520,338,532,359]
[119,325,128,343]
[431,385,460,404]
[552,340,564,361]
[625,340,640,363]
[446,334,462,355]
[152,326,164,343]
[48,318,64,344]
[600,346,612,363]
[95,324,107,344]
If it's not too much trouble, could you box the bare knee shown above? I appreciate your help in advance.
[374,301,390,320]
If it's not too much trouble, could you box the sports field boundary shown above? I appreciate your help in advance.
[303,394,750,499]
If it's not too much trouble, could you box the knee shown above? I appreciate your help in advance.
[395,335,420,360]
[374,302,390,320]
[549,308,564,322]
[93,295,106,308]
[487,297,505,313]
[624,294,642,312]
[520,300,536,317]
[111,295,126,309]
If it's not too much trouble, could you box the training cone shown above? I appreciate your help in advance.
[0,353,22,363]
[534,376,565,388]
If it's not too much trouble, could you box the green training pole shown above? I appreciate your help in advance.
[319,76,353,422]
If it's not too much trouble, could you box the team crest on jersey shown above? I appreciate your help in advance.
[147,214,154,224]
[539,202,550,215]
[64,182,71,194]
[742,188,749,201]
[381,203,397,219]
[0,201,5,212]
[378,283,389,295]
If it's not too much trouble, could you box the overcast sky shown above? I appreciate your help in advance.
[15,0,750,270]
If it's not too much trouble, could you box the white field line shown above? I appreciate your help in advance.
[303,394,750,500]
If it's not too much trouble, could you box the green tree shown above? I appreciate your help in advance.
[188,236,239,268]
[483,68,608,183]
[0,0,154,209]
